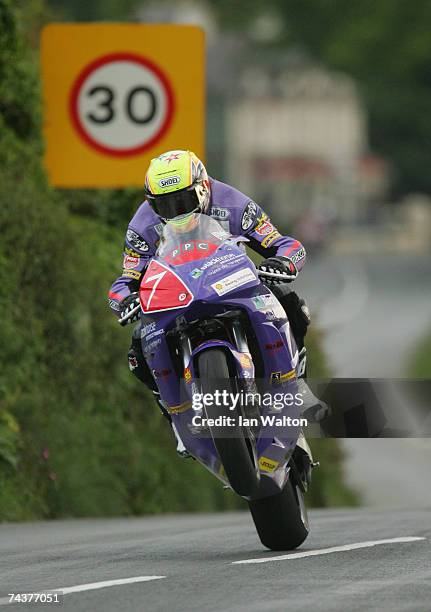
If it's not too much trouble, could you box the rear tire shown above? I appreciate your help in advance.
[197,349,259,497]
[248,477,309,550]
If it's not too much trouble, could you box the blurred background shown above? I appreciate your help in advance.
[0,0,430,520]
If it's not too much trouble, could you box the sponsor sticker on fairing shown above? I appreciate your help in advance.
[252,294,277,309]
[211,267,256,296]
[146,328,164,341]
[190,268,203,279]
[238,353,252,368]
[152,368,172,379]
[141,321,156,338]
[145,338,162,353]
[258,456,279,472]
[264,340,284,352]
[200,252,243,271]
[253,294,286,320]
[270,369,296,385]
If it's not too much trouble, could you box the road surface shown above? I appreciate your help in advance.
[0,509,429,611]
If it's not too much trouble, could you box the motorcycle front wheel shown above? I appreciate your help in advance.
[197,348,260,497]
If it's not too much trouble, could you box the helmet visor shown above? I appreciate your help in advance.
[147,186,200,220]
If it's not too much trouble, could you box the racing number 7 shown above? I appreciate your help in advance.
[145,270,167,310]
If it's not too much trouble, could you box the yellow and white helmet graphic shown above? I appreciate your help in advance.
[144,150,210,220]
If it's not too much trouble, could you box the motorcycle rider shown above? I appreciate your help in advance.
[109,150,318,451]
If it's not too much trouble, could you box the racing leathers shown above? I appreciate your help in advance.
[108,178,310,392]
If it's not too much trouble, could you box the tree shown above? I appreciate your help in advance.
[209,0,431,196]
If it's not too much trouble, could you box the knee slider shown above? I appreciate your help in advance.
[299,298,311,326]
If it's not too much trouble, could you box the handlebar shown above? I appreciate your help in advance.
[118,302,141,326]
[118,265,296,325]
[257,268,297,282]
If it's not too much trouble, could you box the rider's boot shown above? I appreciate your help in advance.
[153,391,192,459]
[290,433,319,490]
[275,289,328,421]
[129,334,192,458]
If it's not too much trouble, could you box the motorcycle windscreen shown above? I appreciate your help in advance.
[156,212,232,266]
[140,259,194,313]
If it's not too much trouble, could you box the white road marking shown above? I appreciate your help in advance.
[0,576,166,605]
[232,536,425,565]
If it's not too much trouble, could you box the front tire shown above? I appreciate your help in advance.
[197,349,259,497]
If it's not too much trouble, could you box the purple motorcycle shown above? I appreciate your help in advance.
[138,213,313,550]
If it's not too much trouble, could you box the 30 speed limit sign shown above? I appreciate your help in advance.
[41,25,205,187]
[70,53,174,156]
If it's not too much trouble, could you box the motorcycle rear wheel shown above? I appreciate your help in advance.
[248,477,309,550]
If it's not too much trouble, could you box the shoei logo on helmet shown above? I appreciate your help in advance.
[158,176,181,188]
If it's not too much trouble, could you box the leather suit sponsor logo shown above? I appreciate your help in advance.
[123,254,140,269]
[290,247,306,264]
[126,229,149,252]
[255,221,274,236]
[261,230,281,248]
[241,201,258,231]
[108,298,120,311]
[123,269,141,279]
[210,206,230,220]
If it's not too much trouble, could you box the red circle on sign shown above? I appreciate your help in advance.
[69,52,175,157]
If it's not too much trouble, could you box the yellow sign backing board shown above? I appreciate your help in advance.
[41,24,205,188]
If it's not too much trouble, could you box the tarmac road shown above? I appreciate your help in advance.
[0,508,429,611]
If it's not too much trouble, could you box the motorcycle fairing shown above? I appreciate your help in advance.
[138,214,301,497]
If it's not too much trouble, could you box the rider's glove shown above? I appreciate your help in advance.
[118,292,141,326]
[258,256,297,284]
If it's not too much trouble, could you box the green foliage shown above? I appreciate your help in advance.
[307,437,359,507]
[0,410,20,468]
[409,333,431,378]
[47,0,139,21]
